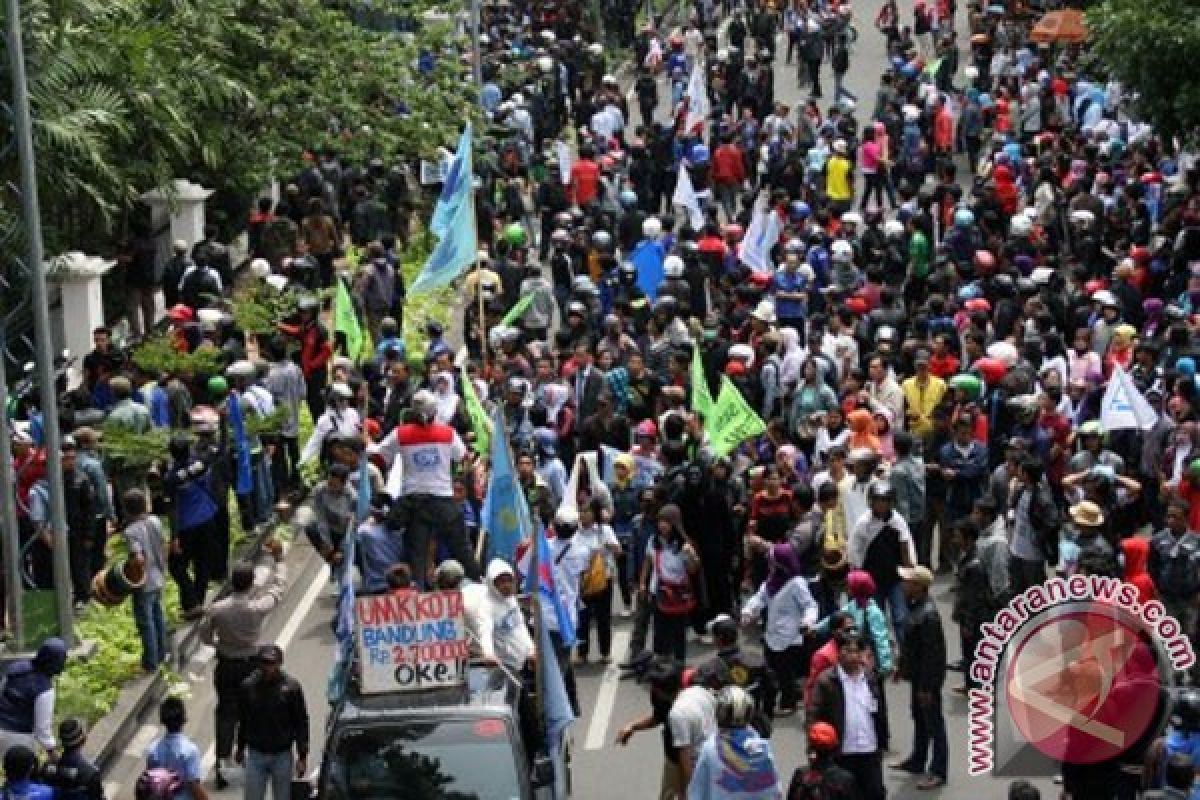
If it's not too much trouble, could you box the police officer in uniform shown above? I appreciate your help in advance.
[701,614,777,734]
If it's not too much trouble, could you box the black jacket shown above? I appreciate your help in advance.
[899,596,947,691]
[808,667,889,754]
[238,670,310,756]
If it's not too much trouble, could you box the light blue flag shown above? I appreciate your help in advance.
[524,519,577,648]
[482,406,527,562]
[411,178,477,293]
[431,125,473,238]
[537,603,576,787]
[227,391,253,496]
[631,239,665,303]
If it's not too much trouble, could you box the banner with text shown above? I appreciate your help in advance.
[356,590,470,693]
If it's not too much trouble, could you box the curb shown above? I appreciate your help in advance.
[84,516,299,773]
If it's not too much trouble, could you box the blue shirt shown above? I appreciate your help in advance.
[146,733,203,800]
[357,520,406,593]
[772,269,809,319]
[1164,728,1200,800]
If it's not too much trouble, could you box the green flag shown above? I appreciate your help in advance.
[461,369,492,456]
[691,345,714,421]
[499,294,535,327]
[705,376,766,457]
[334,278,364,364]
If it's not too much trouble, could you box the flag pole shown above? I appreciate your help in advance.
[530,505,546,727]
[471,178,489,372]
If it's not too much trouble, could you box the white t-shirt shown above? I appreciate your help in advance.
[376,422,466,497]
[577,523,620,579]
[669,686,716,753]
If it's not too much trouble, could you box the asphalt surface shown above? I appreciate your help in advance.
[101,5,1063,799]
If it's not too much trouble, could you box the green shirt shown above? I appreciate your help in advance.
[908,231,930,279]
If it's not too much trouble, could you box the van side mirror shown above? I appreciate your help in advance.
[530,755,554,788]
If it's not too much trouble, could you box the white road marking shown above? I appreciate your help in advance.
[583,630,630,751]
[202,562,331,770]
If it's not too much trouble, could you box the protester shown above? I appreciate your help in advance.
[144,697,207,800]
[237,645,309,800]
[0,637,67,757]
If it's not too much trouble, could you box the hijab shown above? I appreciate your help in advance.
[847,408,881,452]
[765,542,803,597]
[846,569,877,609]
[433,371,459,423]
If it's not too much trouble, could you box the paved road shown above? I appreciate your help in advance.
[100,6,1062,800]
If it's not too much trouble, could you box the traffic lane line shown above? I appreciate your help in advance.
[583,630,632,750]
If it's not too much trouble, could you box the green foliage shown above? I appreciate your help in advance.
[1,0,480,265]
[232,282,301,336]
[99,423,171,471]
[57,570,182,725]
[1087,0,1200,142]
[130,333,224,379]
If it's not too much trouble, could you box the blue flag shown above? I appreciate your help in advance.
[481,406,527,562]
[537,596,576,781]
[631,239,665,302]
[431,125,473,238]
[411,181,477,293]
[227,391,253,496]
[524,520,577,648]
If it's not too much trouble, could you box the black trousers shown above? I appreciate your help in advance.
[389,494,480,588]
[68,532,93,605]
[214,656,256,759]
[837,751,886,800]
[577,582,613,658]
[652,609,688,662]
[765,644,804,711]
[170,520,214,612]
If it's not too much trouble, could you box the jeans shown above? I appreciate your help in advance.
[132,589,168,672]
[907,685,948,780]
[874,582,909,648]
[245,749,293,800]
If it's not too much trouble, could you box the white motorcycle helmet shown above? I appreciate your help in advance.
[663,255,685,278]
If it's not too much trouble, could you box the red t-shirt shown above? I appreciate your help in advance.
[570,159,601,206]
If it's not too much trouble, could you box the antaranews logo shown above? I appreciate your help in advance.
[967,575,1195,777]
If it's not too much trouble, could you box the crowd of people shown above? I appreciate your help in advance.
[3,0,1200,796]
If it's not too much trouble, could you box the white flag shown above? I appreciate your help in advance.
[672,163,705,231]
[739,195,782,274]
[1100,365,1158,431]
[684,59,709,136]
[555,140,573,185]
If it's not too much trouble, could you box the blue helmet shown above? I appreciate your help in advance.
[789,201,811,221]
[954,208,976,228]
[957,283,983,302]
[691,144,710,164]
[618,188,638,208]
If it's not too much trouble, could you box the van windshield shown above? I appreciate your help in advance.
[324,718,525,800]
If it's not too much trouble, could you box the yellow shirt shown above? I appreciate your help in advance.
[901,374,947,437]
[825,155,853,202]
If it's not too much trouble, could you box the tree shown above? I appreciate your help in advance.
[1087,0,1200,143]
[1,0,478,271]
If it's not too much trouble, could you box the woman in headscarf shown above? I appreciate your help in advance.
[788,358,838,443]
[740,543,818,716]
[646,504,701,662]
[778,327,807,395]
[872,407,896,463]
[775,444,809,492]
[608,454,641,614]
[431,370,461,425]
[846,408,881,452]
[811,569,894,677]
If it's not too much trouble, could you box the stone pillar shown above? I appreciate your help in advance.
[140,179,214,321]
[46,253,116,386]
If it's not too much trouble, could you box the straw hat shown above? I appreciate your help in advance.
[1069,500,1105,529]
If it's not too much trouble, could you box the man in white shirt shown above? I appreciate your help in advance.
[808,631,887,800]
[373,390,480,586]
[849,482,917,645]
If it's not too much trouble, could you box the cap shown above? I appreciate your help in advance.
[258,644,284,664]
[435,559,466,583]
[58,717,87,749]
[808,721,840,753]
[897,565,934,587]
[707,613,738,641]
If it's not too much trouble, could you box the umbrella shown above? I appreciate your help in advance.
[1030,9,1088,44]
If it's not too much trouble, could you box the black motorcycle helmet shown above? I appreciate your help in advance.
[1171,688,1200,733]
